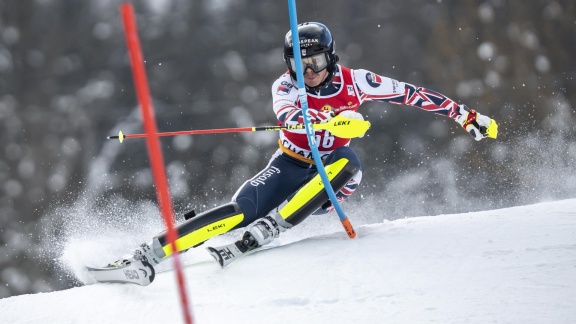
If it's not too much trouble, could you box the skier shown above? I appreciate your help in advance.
[107,22,498,272]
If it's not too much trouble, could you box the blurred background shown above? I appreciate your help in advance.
[0,0,574,298]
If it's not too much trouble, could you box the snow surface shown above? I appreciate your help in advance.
[2,199,576,323]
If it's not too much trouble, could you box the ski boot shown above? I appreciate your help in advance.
[87,242,160,286]
[107,241,163,268]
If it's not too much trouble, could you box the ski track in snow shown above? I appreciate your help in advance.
[2,199,576,323]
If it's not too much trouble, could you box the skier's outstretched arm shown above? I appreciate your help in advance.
[352,69,498,140]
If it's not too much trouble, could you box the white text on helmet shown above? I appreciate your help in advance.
[289,38,320,48]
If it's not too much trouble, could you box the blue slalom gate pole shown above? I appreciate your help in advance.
[287,0,356,238]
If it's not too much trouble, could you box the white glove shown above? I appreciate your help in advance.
[338,110,364,121]
[454,105,498,141]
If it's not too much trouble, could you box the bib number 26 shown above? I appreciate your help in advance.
[315,130,335,149]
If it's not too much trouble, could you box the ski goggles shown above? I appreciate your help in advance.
[288,53,329,73]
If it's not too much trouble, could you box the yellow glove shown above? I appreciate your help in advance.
[454,105,498,140]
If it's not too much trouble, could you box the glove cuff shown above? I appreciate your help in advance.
[454,105,478,128]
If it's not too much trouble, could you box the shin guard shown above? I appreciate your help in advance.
[279,158,359,226]
[155,202,245,258]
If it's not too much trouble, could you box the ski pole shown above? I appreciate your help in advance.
[108,114,370,143]
[287,0,356,238]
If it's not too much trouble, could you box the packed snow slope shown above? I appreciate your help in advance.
[2,199,576,323]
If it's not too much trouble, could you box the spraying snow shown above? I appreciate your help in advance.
[3,199,575,323]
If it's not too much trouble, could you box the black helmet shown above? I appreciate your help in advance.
[283,22,337,91]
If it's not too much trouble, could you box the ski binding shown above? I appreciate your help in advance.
[207,237,279,269]
[206,241,247,268]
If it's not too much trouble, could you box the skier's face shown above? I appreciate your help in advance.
[287,53,330,88]
[303,66,329,88]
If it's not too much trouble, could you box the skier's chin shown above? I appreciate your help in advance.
[305,75,323,88]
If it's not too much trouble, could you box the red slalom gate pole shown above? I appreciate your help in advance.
[120,4,193,324]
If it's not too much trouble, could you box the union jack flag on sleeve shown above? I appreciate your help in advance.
[352,69,461,119]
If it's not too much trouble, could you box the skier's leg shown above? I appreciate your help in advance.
[244,146,361,248]
[122,150,309,266]
[126,202,248,266]
[232,151,313,224]
[313,168,362,215]
[279,146,361,225]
